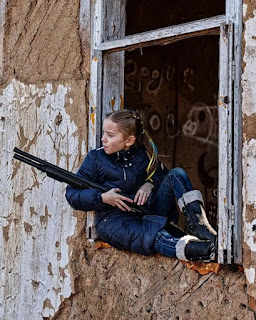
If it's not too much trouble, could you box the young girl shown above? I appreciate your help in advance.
[66,110,217,262]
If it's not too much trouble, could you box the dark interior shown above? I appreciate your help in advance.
[126,0,225,35]
[124,1,224,230]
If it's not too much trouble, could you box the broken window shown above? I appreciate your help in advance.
[88,0,242,264]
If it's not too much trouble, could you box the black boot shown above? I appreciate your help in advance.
[176,235,216,262]
[178,190,217,244]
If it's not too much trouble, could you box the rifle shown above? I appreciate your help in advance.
[13,147,148,216]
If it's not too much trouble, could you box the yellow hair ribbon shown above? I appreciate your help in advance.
[143,131,158,182]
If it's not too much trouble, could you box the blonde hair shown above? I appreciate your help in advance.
[105,109,158,182]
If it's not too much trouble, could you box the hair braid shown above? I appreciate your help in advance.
[105,109,159,181]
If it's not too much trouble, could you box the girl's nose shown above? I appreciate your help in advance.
[101,134,106,142]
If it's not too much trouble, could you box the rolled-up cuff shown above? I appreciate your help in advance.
[175,235,198,261]
[177,190,204,211]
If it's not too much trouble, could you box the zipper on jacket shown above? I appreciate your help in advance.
[123,168,127,180]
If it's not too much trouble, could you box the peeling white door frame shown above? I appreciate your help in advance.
[232,0,243,264]
[221,0,243,264]
[218,23,234,264]
[86,0,104,241]
[89,0,103,151]
[87,0,126,241]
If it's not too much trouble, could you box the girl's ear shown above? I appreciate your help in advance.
[125,135,136,147]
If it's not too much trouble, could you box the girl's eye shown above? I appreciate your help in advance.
[107,132,114,137]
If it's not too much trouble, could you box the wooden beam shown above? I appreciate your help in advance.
[87,0,104,242]
[233,0,243,265]
[218,23,230,264]
[225,0,235,23]
[89,0,103,150]
[103,28,220,53]
[102,0,126,116]
[97,15,225,52]
[227,23,234,264]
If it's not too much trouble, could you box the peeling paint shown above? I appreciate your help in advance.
[242,1,256,298]
[110,96,116,110]
[245,268,256,284]
[90,111,96,126]
[243,2,256,21]
[244,218,256,252]
[24,222,33,233]
[31,280,40,290]
[0,79,82,319]
[120,94,124,110]
[243,4,248,18]
[90,106,96,136]
[242,139,256,206]
[242,9,256,116]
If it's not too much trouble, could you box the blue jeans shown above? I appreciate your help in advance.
[150,168,193,258]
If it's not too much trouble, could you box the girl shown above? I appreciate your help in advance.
[66,110,217,262]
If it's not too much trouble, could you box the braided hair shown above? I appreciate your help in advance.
[105,109,158,182]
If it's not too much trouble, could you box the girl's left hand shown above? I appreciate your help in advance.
[134,182,154,206]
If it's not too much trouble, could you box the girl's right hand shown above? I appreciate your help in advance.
[101,188,134,212]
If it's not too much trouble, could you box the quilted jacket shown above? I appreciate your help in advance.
[65,146,169,255]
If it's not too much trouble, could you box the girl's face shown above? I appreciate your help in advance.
[101,118,135,154]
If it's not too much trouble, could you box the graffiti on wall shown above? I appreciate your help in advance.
[134,102,218,225]
[182,102,218,146]
[124,56,218,226]
[125,59,175,95]
[146,111,179,138]
[136,102,218,146]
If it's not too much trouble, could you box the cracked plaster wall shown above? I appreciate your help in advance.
[1,0,84,85]
[242,1,256,299]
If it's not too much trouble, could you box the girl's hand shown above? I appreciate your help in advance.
[101,188,134,212]
[134,182,154,206]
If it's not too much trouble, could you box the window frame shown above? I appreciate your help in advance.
[88,0,243,264]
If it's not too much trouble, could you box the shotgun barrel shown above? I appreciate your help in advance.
[13,147,147,215]
[13,148,186,236]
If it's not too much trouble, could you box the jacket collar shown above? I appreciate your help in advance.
[113,145,138,163]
